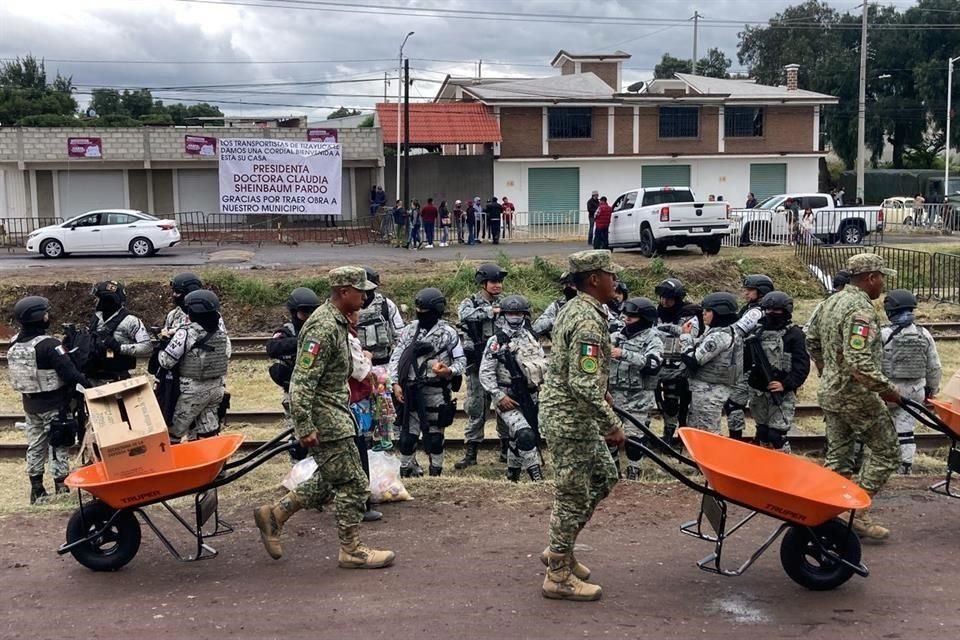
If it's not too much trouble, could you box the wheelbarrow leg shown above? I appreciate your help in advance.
[930,441,960,499]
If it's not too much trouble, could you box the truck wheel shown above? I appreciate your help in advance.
[701,237,722,255]
[840,223,864,245]
[639,227,657,258]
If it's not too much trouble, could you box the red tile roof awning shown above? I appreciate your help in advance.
[376,102,502,145]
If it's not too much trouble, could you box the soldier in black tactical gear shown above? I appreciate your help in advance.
[162,272,204,334]
[654,278,699,447]
[356,266,405,366]
[85,281,152,384]
[8,296,90,504]
[532,272,576,339]
[725,274,776,440]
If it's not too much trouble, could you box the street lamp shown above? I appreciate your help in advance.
[396,31,414,205]
[946,56,960,201]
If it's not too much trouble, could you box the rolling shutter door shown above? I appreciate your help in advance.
[528,167,580,224]
[749,163,787,201]
[641,165,691,189]
[177,169,219,214]
[57,170,125,218]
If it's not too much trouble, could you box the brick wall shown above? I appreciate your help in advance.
[581,63,618,90]
[614,107,634,155]
[724,106,814,154]
[499,107,542,158]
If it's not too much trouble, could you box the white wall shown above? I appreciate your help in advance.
[494,156,822,220]
[0,168,28,218]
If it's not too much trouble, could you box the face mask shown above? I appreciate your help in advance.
[363,290,376,308]
[760,314,789,330]
[608,300,621,314]
[173,292,186,310]
[622,321,645,337]
[417,310,440,331]
[563,287,577,301]
[96,297,120,316]
[887,310,915,327]
[505,315,525,330]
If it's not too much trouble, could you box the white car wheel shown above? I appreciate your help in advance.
[41,239,64,258]
[129,237,155,257]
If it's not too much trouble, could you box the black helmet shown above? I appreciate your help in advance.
[414,287,446,315]
[833,270,852,290]
[654,278,686,300]
[615,281,629,295]
[91,280,126,305]
[170,272,203,295]
[701,292,739,316]
[559,271,572,285]
[500,294,531,315]
[183,289,220,314]
[475,263,507,285]
[363,266,381,287]
[743,274,775,297]
[287,287,321,312]
[759,291,794,315]
[621,297,658,323]
[14,295,50,325]
[883,289,917,315]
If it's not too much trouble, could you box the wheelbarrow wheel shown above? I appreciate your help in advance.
[779,519,861,591]
[65,501,141,572]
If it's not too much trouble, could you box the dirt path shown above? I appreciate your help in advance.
[2,481,958,639]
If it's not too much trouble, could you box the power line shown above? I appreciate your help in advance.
[0,56,397,65]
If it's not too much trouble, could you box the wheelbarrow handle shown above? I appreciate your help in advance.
[613,406,700,470]
[223,427,295,470]
[897,398,953,437]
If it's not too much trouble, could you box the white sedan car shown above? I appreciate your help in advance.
[26,209,181,258]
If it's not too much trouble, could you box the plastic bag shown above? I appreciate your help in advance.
[281,456,318,491]
[368,450,412,503]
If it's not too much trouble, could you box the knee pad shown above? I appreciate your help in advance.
[515,429,537,452]
[625,438,645,462]
[767,429,787,449]
[723,399,745,416]
[426,431,444,455]
[755,424,770,444]
[399,432,419,456]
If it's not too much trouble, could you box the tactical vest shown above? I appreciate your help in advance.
[696,328,742,386]
[92,311,137,372]
[760,329,792,374]
[495,331,548,389]
[883,326,928,380]
[277,322,296,366]
[357,294,395,360]
[179,326,229,380]
[609,332,659,391]
[7,336,64,394]
[471,294,498,340]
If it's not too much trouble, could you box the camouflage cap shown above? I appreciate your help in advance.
[328,266,377,291]
[567,249,622,275]
[847,253,896,277]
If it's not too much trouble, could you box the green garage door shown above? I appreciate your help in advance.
[528,167,580,224]
[749,163,787,201]
[641,164,691,189]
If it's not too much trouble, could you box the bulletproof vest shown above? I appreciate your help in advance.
[883,325,928,380]
[609,331,659,391]
[657,333,686,379]
[7,335,65,394]
[760,329,792,374]
[276,322,297,366]
[470,294,498,340]
[357,294,395,360]
[495,330,548,389]
[92,311,137,372]
[695,328,742,386]
[178,325,229,380]
[402,323,458,387]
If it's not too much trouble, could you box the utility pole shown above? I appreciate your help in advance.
[478,59,482,79]
[691,11,701,75]
[947,56,960,200]
[403,58,410,218]
[396,31,413,204]
[384,71,388,103]
[856,2,868,203]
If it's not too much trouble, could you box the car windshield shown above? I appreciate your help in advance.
[136,212,159,221]
[755,196,785,209]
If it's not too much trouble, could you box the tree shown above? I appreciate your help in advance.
[654,48,731,79]
[654,53,692,79]
[359,114,375,127]
[327,106,361,119]
[0,55,76,126]
[89,88,123,117]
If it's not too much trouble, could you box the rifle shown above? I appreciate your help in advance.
[397,341,436,436]
[745,328,783,405]
[495,332,540,444]
[459,318,485,367]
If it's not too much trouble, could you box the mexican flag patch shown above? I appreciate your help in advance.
[580,343,600,357]
[298,340,321,369]
[579,341,600,374]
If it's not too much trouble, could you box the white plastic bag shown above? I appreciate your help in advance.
[368,450,412,503]
[281,456,318,491]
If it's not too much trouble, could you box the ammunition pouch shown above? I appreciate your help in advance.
[269,362,293,390]
[49,414,78,449]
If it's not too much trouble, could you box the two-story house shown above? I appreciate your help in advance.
[435,50,838,221]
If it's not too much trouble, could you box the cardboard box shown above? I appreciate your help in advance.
[83,376,174,480]
[944,371,960,411]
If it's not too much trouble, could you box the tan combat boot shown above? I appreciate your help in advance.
[541,550,602,601]
[253,492,302,560]
[540,546,591,580]
[852,508,889,541]
[338,525,396,569]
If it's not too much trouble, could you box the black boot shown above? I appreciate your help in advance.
[29,475,48,505]
[729,430,744,441]
[625,465,640,481]
[363,500,383,522]
[54,477,69,495]
[499,439,509,464]
[527,464,544,482]
[506,467,522,482]
[400,461,424,478]
[454,442,479,470]
[428,465,442,477]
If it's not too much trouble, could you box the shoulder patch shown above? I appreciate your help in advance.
[55,345,67,356]
[851,322,870,338]
[298,340,321,369]
[579,355,599,374]
[849,335,866,350]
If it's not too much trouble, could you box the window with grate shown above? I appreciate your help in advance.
[658,107,699,138]
[548,107,593,139]
[725,107,764,137]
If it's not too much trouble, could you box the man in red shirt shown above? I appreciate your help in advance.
[420,198,439,248]
[592,196,612,249]
[501,196,516,241]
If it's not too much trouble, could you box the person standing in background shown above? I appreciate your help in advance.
[592,196,612,250]
[745,193,758,209]
[421,198,438,249]
[438,200,451,247]
[485,196,503,245]
[502,196,515,241]
[586,190,600,246]
[454,200,466,244]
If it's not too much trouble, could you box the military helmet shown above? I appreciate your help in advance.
[559,271,572,285]
[14,296,50,325]
[91,280,126,305]
[883,289,917,315]
[286,287,321,312]
[170,272,203,295]
[500,294,531,315]
[833,270,852,290]
[363,266,381,287]
[621,297,658,323]
[183,289,220,314]
[654,278,686,300]
[759,291,794,315]
[415,287,446,315]
[615,281,629,295]
[475,263,508,285]
[742,274,775,296]
[701,292,739,316]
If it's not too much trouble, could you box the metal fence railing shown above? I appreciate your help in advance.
[173,212,376,247]
[0,217,63,251]
[726,208,885,248]
[882,203,960,233]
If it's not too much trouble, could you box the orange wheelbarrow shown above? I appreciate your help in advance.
[57,429,294,572]
[898,398,960,498]
[615,408,871,591]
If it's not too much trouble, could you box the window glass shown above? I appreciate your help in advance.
[548,107,593,139]
[725,107,764,137]
[658,107,699,138]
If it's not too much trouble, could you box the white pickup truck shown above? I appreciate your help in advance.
[733,192,884,245]
[607,187,731,257]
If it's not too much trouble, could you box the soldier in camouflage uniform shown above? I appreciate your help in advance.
[8,296,90,504]
[682,292,742,433]
[158,290,232,442]
[532,273,577,339]
[655,278,699,447]
[455,263,509,469]
[725,274,774,440]
[388,288,466,477]
[540,249,625,602]
[880,289,942,474]
[806,253,901,541]
[87,281,153,384]
[479,295,549,482]
[356,266,405,366]
[253,266,395,569]
[609,297,663,480]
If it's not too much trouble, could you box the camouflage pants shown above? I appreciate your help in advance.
[749,390,797,434]
[294,436,368,546]
[464,369,508,443]
[724,377,751,435]
[496,407,538,471]
[687,380,733,434]
[25,409,70,478]
[611,387,656,437]
[170,377,224,440]
[548,435,619,554]
[823,398,899,494]
[889,379,925,465]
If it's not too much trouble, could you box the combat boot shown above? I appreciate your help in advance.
[899,462,912,475]
[527,464,544,482]
[625,465,640,481]
[506,467,522,482]
[454,442,479,470]
[400,460,424,478]
[541,550,601,601]
[540,547,591,580]
[54,477,69,495]
[852,507,889,541]
[29,476,48,505]
[253,492,302,559]
[338,525,396,569]
[499,439,509,463]
[363,500,383,522]
[428,465,442,477]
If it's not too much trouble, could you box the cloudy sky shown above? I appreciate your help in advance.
[0,0,922,120]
